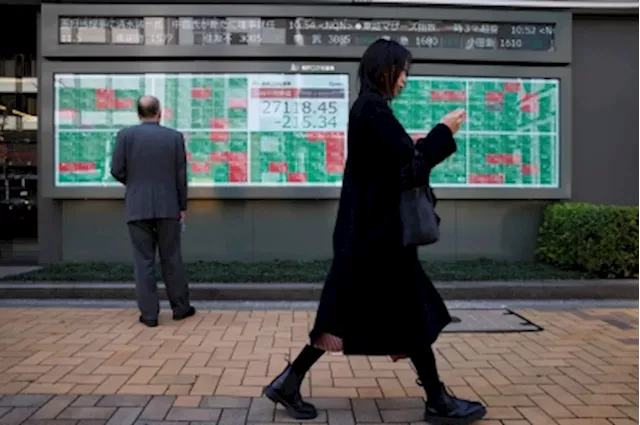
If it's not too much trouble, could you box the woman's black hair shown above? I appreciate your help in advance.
[358,38,412,99]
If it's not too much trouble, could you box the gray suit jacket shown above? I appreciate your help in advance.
[110,122,188,222]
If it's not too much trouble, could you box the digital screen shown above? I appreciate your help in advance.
[54,73,349,187]
[392,76,560,188]
[59,17,556,52]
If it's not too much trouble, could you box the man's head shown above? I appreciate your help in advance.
[137,95,161,122]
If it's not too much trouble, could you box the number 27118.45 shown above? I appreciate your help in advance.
[261,100,339,115]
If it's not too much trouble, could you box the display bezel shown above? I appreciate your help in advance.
[41,60,358,199]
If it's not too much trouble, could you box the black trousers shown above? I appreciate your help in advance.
[128,218,190,320]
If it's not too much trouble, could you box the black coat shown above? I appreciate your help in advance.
[309,90,456,356]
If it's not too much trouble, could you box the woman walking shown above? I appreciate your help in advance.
[263,39,487,424]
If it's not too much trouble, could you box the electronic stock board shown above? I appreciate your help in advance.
[55,72,350,187]
[54,72,560,189]
[42,4,571,199]
[59,16,556,53]
[393,76,560,188]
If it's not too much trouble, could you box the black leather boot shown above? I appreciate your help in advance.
[418,380,486,424]
[263,364,318,420]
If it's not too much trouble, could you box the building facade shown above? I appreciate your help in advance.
[0,0,637,264]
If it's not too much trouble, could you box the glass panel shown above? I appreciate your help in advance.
[0,6,38,264]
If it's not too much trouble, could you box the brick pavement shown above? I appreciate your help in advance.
[0,307,636,424]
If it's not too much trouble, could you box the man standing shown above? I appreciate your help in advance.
[111,95,195,327]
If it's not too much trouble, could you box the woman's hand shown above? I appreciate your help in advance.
[439,109,466,134]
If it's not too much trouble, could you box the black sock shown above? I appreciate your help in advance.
[410,346,442,400]
[290,345,324,378]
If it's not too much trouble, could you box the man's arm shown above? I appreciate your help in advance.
[176,132,188,213]
[110,129,127,184]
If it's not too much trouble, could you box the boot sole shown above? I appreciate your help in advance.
[263,386,318,420]
[424,406,487,425]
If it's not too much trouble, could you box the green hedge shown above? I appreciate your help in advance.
[536,202,639,278]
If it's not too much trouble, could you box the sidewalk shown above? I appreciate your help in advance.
[0,307,636,424]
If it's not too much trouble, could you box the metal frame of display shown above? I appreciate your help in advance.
[40,60,359,199]
[40,3,573,200]
[40,4,572,64]
[407,63,571,199]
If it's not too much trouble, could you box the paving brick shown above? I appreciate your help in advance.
[247,423,305,425]
[76,421,108,425]
[609,419,640,425]
[119,385,168,395]
[0,407,38,424]
[200,396,252,408]
[23,420,79,425]
[307,398,351,410]
[166,384,192,395]
[375,398,423,410]
[105,407,143,425]
[71,396,102,407]
[485,407,524,420]
[539,385,584,406]
[517,406,560,425]
[567,405,627,418]
[97,395,151,407]
[351,399,381,423]
[22,383,74,395]
[586,384,637,394]
[327,409,355,425]
[274,408,327,423]
[30,395,78,420]
[481,396,535,407]
[357,388,383,398]
[379,408,423,422]
[0,395,53,407]
[174,396,202,407]
[530,394,575,418]
[165,407,221,422]
[218,408,248,425]
[138,395,175,421]
[246,397,275,422]
[0,306,637,425]
[556,420,612,425]
[57,407,116,420]
[93,376,128,395]
[576,394,632,405]
[134,422,183,425]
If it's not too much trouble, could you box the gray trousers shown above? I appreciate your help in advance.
[128,218,190,320]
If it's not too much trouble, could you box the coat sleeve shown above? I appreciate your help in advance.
[110,129,127,184]
[176,132,188,211]
[363,97,457,189]
[415,124,457,169]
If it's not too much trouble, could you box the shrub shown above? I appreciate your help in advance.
[536,202,639,278]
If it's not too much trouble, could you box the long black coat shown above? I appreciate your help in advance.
[309,90,456,356]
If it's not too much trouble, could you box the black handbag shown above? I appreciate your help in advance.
[399,185,440,247]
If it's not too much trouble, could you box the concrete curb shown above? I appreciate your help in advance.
[0,279,636,300]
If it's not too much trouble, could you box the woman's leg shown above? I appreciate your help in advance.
[291,344,325,379]
[410,345,487,423]
[410,345,442,400]
[263,345,325,420]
